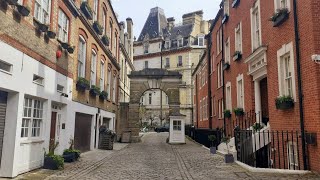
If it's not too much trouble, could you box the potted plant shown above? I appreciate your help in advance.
[5,0,18,5]
[275,95,294,110]
[63,139,81,162]
[252,122,263,132]
[76,77,90,92]
[223,62,230,70]
[224,109,231,118]
[232,0,240,8]
[221,136,234,163]
[222,14,229,24]
[46,30,56,39]
[234,108,244,116]
[208,135,217,154]
[67,45,75,54]
[16,5,30,16]
[93,21,103,35]
[233,51,242,61]
[270,8,289,27]
[101,35,109,46]
[99,91,108,100]
[43,142,64,170]
[80,2,93,20]
[89,85,100,97]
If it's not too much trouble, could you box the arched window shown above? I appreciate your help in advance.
[78,36,87,78]
[90,49,97,86]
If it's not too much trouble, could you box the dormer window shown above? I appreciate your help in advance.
[177,38,183,47]
[198,36,204,46]
[165,40,170,49]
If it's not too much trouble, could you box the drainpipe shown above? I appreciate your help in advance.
[221,21,226,137]
[195,74,199,129]
[292,0,308,170]
[206,34,213,130]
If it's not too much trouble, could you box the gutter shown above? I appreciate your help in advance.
[292,0,308,170]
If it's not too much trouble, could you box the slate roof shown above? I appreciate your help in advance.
[138,7,168,41]
[164,24,194,39]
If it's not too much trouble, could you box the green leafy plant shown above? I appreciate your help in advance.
[100,91,108,99]
[93,21,103,35]
[77,77,90,89]
[90,85,101,94]
[46,153,64,169]
[81,1,92,14]
[224,109,231,118]
[269,8,288,22]
[234,108,244,116]
[252,123,264,132]
[101,35,110,46]
[208,135,217,147]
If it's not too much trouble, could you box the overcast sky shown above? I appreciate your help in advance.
[111,0,221,38]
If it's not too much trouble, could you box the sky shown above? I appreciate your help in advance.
[111,0,221,38]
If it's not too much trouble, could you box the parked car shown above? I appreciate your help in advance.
[155,124,169,133]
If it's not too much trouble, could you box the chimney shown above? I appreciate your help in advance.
[167,17,175,31]
[182,10,203,25]
[119,21,125,44]
[126,17,134,61]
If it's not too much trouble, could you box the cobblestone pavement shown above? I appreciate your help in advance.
[44,132,319,180]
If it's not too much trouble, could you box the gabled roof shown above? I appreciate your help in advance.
[137,7,167,41]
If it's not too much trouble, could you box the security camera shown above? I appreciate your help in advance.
[311,55,320,64]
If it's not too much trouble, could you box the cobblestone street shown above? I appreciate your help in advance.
[22,132,316,180]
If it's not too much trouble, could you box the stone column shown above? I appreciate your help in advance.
[254,80,262,123]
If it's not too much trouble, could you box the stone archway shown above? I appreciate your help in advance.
[128,68,184,142]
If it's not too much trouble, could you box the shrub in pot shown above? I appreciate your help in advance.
[224,110,231,118]
[221,136,234,163]
[208,135,217,154]
[80,1,93,20]
[89,85,100,97]
[233,108,244,117]
[43,142,64,170]
[252,122,263,132]
[46,30,56,39]
[270,8,289,27]
[76,77,90,91]
[67,45,75,54]
[93,21,103,35]
[99,91,108,100]
[275,95,294,110]
[101,35,110,46]
[63,149,81,162]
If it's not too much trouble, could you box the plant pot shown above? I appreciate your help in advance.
[276,101,294,110]
[99,94,107,100]
[46,31,56,39]
[67,46,74,54]
[76,82,87,92]
[80,2,93,20]
[5,0,17,5]
[16,5,30,16]
[93,23,103,35]
[233,52,242,61]
[235,111,244,116]
[38,23,49,32]
[90,89,99,96]
[101,36,109,46]
[224,154,234,163]
[222,14,229,24]
[224,112,231,118]
[223,63,230,70]
[232,0,240,8]
[43,156,59,170]
[273,12,289,27]
[62,152,75,163]
[210,147,216,154]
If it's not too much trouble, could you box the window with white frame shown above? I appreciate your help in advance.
[216,28,222,53]
[58,9,69,43]
[93,0,98,21]
[109,22,113,47]
[78,36,86,78]
[225,37,230,63]
[217,62,223,88]
[274,0,290,11]
[34,0,51,24]
[165,58,170,67]
[33,74,44,86]
[102,10,107,35]
[237,74,244,108]
[21,98,43,138]
[90,50,97,86]
[224,0,229,15]
[235,22,242,53]
[107,69,111,98]
[251,1,261,51]
[114,32,118,55]
[199,99,202,121]
[173,120,181,131]
[112,75,116,102]
[0,60,12,73]
[178,38,183,47]
[198,35,204,46]
[226,82,232,110]
[178,56,183,66]
[100,61,105,91]
[213,96,216,116]
[277,42,296,99]
[211,52,215,72]
[287,141,298,170]
[218,99,224,119]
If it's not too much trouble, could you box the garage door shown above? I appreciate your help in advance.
[0,91,7,165]
[74,113,92,152]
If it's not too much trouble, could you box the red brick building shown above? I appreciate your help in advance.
[193,0,320,173]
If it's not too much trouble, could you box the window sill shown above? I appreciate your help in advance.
[20,139,45,144]
[0,69,12,75]
[33,82,44,87]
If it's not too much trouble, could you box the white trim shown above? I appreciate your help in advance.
[225,37,230,63]
[234,22,243,53]
[236,74,244,109]
[250,0,262,51]
[225,82,232,110]
[274,0,291,12]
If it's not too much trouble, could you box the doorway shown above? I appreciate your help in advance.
[260,78,269,125]
[0,91,8,166]
[74,113,92,152]
[50,112,57,152]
